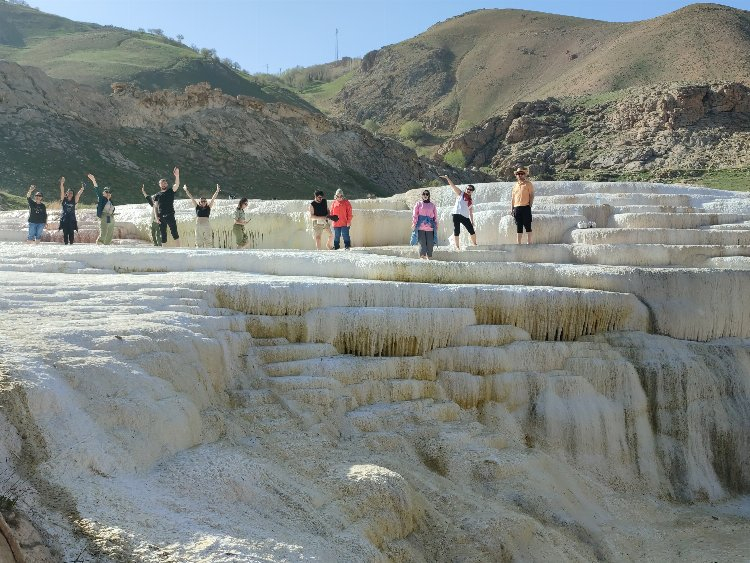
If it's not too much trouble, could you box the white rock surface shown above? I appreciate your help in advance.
[0,180,749,562]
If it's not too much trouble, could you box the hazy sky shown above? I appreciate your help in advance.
[30,0,750,74]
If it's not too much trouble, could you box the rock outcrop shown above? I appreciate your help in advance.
[438,82,750,179]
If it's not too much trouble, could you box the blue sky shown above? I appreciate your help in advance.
[30,0,750,74]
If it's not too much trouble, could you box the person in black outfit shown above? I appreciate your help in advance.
[308,190,332,250]
[183,183,220,247]
[58,176,84,244]
[25,185,47,243]
[149,167,181,247]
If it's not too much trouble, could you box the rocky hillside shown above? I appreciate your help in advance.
[437,82,750,185]
[0,60,484,203]
[330,4,750,133]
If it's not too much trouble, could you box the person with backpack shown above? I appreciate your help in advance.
[25,185,47,243]
[58,176,84,245]
[87,173,115,245]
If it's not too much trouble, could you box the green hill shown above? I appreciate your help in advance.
[0,1,313,109]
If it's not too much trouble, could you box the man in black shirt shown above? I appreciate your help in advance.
[149,167,181,246]
[308,190,332,250]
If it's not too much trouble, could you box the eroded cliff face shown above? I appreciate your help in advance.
[0,60,482,201]
[438,82,750,179]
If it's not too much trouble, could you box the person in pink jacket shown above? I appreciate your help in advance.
[329,188,353,250]
[412,189,438,259]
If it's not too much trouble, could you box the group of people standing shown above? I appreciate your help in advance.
[23,166,534,252]
[410,167,534,258]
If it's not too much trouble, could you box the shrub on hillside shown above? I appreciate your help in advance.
[443,149,466,169]
[363,119,380,135]
[399,121,425,142]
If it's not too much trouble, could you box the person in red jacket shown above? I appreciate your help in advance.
[329,188,353,250]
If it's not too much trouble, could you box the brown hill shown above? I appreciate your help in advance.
[330,4,750,132]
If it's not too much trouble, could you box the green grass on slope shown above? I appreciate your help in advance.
[299,69,357,111]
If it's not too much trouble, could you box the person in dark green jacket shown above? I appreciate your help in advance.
[25,185,47,243]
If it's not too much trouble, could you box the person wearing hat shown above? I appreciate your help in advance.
[329,188,353,250]
[25,184,47,243]
[88,173,116,245]
[510,166,534,244]
[58,176,84,245]
[308,190,333,250]
[440,174,477,250]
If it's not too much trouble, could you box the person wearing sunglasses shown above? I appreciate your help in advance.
[183,183,221,248]
[411,189,438,259]
[25,185,47,244]
[440,174,477,250]
[511,166,534,244]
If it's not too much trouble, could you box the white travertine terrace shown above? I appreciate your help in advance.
[0,180,749,562]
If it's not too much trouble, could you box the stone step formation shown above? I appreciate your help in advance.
[0,180,749,562]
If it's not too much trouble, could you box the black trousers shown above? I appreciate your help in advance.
[62,224,75,244]
[159,213,179,243]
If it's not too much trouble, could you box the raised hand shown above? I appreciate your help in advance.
[86,173,96,182]
[60,176,65,184]
[173,167,180,178]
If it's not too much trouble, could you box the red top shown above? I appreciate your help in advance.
[329,198,353,227]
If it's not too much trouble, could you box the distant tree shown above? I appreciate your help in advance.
[176,34,184,43]
[147,28,165,37]
[443,149,467,169]
[189,43,199,52]
[137,27,145,33]
[363,119,380,135]
[5,0,31,6]
[399,120,425,142]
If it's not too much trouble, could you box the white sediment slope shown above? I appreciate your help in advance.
[0,180,749,562]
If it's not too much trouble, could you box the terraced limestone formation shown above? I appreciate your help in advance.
[0,180,748,561]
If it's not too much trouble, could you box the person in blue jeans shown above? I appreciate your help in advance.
[25,185,47,243]
[329,188,353,250]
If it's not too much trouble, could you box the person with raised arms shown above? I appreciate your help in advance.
[25,185,47,244]
[87,173,115,245]
[150,167,181,247]
[183,183,221,248]
[58,176,84,245]
[440,174,477,250]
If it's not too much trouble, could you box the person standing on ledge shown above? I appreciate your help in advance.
[233,197,250,249]
[25,185,47,244]
[329,188,353,250]
[308,190,333,250]
[141,184,162,247]
[510,166,534,244]
[151,167,181,247]
[411,189,438,259]
[87,174,116,245]
[58,176,84,245]
[183,183,220,248]
[440,174,477,250]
